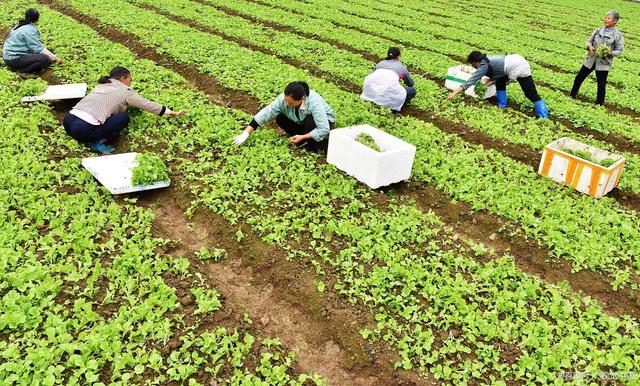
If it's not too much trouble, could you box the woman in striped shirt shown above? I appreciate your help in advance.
[63,66,186,154]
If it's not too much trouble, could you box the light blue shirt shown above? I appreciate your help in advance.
[2,23,45,61]
[254,90,335,142]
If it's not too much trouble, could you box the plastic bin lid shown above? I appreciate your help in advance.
[81,152,170,194]
[22,83,87,102]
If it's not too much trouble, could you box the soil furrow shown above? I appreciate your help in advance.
[138,186,428,386]
[207,0,640,155]
[249,0,640,119]
[38,53,425,386]
[41,0,640,323]
[141,0,640,214]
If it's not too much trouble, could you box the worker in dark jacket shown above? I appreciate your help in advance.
[448,51,548,119]
[2,9,62,74]
[63,66,186,154]
[570,10,624,105]
[233,81,336,152]
[361,47,416,113]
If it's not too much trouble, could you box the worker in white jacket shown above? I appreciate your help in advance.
[361,47,416,113]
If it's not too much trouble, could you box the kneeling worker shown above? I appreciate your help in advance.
[63,66,186,154]
[3,8,62,75]
[233,81,335,152]
[361,47,416,113]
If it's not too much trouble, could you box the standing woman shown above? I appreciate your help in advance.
[447,51,548,119]
[63,66,186,154]
[2,8,62,75]
[233,81,335,152]
[569,10,624,105]
[361,47,416,113]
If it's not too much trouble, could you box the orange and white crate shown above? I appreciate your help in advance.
[538,137,625,198]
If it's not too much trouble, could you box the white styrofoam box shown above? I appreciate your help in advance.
[22,83,87,102]
[326,125,416,189]
[444,65,496,99]
[538,137,625,198]
[81,152,170,194]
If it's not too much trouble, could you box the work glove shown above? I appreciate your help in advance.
[233,129,250,146]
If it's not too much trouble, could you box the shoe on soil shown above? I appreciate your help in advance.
[17,72,37,79]
[89,141,115,154]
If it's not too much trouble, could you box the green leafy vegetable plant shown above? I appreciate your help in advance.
[19,78,47,96]
[563,149,617,167]
[595,44,611,58]
[355,133,381,152]
[131,152,170,186]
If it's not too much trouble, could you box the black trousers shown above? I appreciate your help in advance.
[570,64,609,105]
[4,53,51,74]
[63,112,131,144]
[275,114,335,152]
[495,75,541,103]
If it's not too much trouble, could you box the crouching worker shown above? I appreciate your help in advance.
[361,47,416,113]
[2,8,62,75]
[233,81,336,152]
[63,66,186,154]
[447,51,548,119]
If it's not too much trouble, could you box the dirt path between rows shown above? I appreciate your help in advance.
[224,0,640,155]
[141,0,640,214]
[41,0,640,324]
[249,0,639,119]
[134,186,428,386]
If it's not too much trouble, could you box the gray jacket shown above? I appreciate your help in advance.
[584,27,624,71]
[375,59,415,87]
[461,56,506,90]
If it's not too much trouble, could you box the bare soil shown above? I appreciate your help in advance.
[134,185,430,386]
[40,0,640,377]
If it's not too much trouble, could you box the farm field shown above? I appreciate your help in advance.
[2,0,640,384]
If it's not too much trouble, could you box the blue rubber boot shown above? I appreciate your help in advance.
[533,99,549,119]
[496,90,508,108]
[89,141,115,154]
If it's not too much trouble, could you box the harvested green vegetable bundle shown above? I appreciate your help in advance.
[19,78,47,96]
[600,158,616,167]
[355,133,382,152]
[563,149,616,167]
[595,44,611,58]
[474,83,487,99]
[131,152,170,186]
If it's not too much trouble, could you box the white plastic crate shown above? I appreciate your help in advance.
[538,138,625,198]
[21,83,87,102]
[326,125,416,189]
[445,65,496,99]
[81,152,170,194]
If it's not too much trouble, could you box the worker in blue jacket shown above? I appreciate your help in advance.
[2,9,62,75]
[448,51,548,119]
[233,81,336,152]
